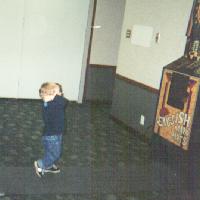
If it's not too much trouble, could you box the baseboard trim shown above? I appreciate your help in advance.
[89,64,116,69]
[116,74,159,94]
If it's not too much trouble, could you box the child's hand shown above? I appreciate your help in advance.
[43,94,55,102]
[54,85,62,96]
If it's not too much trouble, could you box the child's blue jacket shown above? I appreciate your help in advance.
[42,95,67,136]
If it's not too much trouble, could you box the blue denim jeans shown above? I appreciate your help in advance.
[37,135,62,170]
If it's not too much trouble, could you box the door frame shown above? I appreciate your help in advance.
[78,0,97,103]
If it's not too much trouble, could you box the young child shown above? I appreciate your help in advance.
[34,82,67,177]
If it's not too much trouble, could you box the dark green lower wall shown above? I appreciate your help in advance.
[84,65,116,103]
[84,66,159,137]
[111,76,159,137]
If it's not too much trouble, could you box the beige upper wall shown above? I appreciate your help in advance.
[90,0,126,66]
[117,0,193,89]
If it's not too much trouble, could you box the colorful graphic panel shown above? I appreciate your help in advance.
[154,69,200,150]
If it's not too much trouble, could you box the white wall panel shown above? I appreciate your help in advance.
[18,0,90,100]
[0,0,24,98]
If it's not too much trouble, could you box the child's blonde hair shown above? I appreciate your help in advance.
[39,82,63,97]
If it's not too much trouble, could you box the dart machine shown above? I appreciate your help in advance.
[154,0,200,150]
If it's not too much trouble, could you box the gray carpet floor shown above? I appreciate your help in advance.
[0,99,198,200]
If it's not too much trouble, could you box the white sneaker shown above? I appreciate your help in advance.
[34,161,43,178]
[0,192,5,197]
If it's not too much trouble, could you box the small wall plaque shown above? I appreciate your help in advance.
[131,25,153,47]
